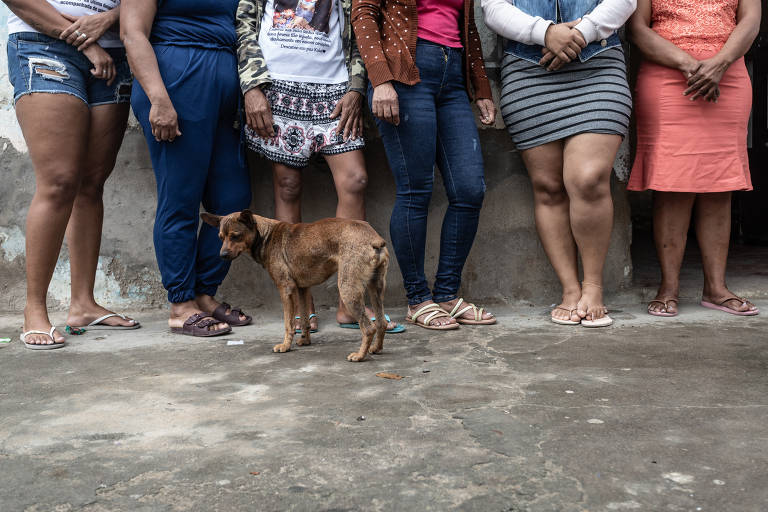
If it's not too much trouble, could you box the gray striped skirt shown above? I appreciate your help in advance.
[499,47,631,150]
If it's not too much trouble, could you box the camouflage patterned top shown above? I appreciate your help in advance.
[236,0,367,95]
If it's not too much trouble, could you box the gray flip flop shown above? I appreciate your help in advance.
[69,313,141,331]
[20,326,65,350]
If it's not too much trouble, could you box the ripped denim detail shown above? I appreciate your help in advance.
[28,57,70,87]
[115,79,132,103]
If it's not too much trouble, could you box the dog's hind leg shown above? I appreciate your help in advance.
[296,287,312,346]
[274,284,298,353]
[368,265,387,355]
[338,272,373,362]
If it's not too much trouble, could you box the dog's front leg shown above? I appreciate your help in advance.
[274,285,298,353]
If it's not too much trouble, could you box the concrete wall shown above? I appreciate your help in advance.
[0,5,633,313]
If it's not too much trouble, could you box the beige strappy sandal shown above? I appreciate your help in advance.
[447,298,496,325]
[406,303,459,330]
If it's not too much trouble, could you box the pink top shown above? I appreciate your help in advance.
[651,0,737,55]
[416,0,464,48]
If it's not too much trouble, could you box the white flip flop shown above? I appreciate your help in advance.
[20,326,65,350]
[69,313,141,331]
[551,306,580,325]
[581,314,613,328]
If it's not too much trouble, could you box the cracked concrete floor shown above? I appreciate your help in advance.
[1,301,767,511]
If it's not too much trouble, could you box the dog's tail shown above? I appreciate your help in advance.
[371,239,388,271]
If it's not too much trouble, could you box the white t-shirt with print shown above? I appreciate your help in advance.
[260,0,348,84]
[8,0,122,48]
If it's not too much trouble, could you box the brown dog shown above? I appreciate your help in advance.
[201,210,389,362]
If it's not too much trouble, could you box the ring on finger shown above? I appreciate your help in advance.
[79,33,88,39]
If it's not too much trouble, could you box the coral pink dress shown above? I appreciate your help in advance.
[627,0,753,192]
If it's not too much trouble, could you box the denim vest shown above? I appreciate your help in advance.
[504,0,621,64]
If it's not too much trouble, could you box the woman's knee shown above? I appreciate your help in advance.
[394,171,434,207]
[76,169,111,201]
[275,173,303,203]
[531,176,568,206]
[394,187,432,212]
[337,168,368,196]
[567,168,611,202]
[449,179,485,209]
[35,169,80,205]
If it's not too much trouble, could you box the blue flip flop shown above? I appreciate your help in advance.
[295,313,318,334]
[338,314,406,334]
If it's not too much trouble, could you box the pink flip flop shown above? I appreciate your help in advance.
[701,296,759,316]
[648,298,678,317]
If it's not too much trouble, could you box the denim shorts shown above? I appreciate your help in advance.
[6,32,132,106]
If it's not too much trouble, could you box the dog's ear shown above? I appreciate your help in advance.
[201,212,222,227]
[239,209,255,230]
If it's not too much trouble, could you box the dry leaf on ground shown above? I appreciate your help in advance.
[376,372,404,380]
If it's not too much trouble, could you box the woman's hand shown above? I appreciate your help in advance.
[539,50,567,71]
[244,87,275,138]
[542,20,586,66]
[330,91,363,140]
[60,12,115,50]
[678,54,701,81]
[149,98,182,142]
[81,44,116,85]
[476,98,496,125]
[677,55,717,102]
[372,82,400,125]
[684,56,729,101]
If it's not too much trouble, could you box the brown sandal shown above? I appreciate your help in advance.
[212,302,252,326]
[171,313,232,337]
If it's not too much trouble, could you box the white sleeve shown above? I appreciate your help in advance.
[481,0,554,46]
[574,0,637,44]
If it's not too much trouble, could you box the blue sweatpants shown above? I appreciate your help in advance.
[131,45,251,303]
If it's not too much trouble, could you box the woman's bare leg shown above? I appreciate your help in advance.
[562,133,622,321]
[521,141,581,323]
[325,151,366,220]
[273,162,303,223]
[16,94,89,345]
[696,192,757,312]
[648,192,696,314]
[65,103,137,327]
[325,151,398,329]
[272,162,318,330]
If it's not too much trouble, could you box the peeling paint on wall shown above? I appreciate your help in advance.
[0,6,27,153]
[0,225,25,261]
[48,256,158,308]
[1,225,158,308]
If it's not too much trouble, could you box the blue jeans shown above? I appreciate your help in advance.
[131,44,251,303]
[370,39,486,306]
